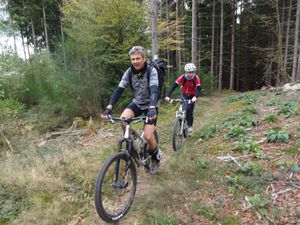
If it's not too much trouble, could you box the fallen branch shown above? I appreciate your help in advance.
[256,137,267,144]
[271,187,293,205]
[217,155,242,167]
[46,130,86,140]
[289,180,300,189]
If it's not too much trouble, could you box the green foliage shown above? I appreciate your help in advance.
[199,126,218,139]
[225,94,243,103]
[241,93,260,105]
[143,210,177,225]
[237,162,263,176]
[265,127,289,143]
[0,52,26,100]
[242,107,258,115]
[198,69,217,95]
[266,99,280,106]
[275,161,300,173]
[195,158,210,169]
[0,188,28,224]
[278,100,297,118]
[224,125,247,139]
[239,115,259,127]
[0,99,25,124]
[226,175,242,194]
[199,205,217,221]
[221,216,241,225]
[247,194,270,216]
[234,138,262,155]
[263,114,278,122]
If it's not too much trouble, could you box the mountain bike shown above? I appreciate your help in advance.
[169,99,192,151]
[94,115,158,223]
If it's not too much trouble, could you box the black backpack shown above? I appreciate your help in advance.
[128,58,166,99]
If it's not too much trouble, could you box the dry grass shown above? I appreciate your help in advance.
[1,90,299,225]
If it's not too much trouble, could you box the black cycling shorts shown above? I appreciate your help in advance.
[126,102,158,125]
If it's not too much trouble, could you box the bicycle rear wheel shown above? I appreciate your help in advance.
[94,152,137,223]
[172,117,183,151]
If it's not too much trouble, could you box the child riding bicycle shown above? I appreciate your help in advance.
[165,63,202,136]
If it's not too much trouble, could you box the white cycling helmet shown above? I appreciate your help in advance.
[184,63,196,72]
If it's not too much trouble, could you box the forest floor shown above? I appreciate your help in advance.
[0,89,299,225]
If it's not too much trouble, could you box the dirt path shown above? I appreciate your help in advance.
[116,95,228,224]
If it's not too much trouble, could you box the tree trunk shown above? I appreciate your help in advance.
[31,17,37,53]
[275,0,283,85]
[218,0,224,91]
[297,48,300,81]
[150,0,159,58]
[21,32,27,61]
[211,0,216,77]
[283,0,292,74]
[292,0,300,80]
[42,1,49,51]
[191,0,197,65]
[60,18,67,71]
[198,3,201,71]
[230,0,236,90]
[166,0,171,79]
[176,0,182,70]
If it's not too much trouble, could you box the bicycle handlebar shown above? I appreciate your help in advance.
[169,99,193,104]
[108,115,147,124]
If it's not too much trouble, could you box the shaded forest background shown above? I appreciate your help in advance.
[0,0,300,122]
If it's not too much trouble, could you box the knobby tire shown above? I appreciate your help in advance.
[94,152,137,223]
[172,117,183,151]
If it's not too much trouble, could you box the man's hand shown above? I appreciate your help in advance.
[101,108,112,120]
[165,96,170,102]
[192,96,197,102]
[147,108,157,120]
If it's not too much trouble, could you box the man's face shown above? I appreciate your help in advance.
[130,53,146,71]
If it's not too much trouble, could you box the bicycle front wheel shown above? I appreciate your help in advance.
[94,152,137,223]
[172,117,183,151]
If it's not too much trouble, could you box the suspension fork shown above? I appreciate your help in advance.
[114,138,132,188]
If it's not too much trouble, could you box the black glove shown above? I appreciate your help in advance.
[147,108,157,117]
[102,108,112,116]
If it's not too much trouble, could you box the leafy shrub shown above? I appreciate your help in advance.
[278,100,296,118]
[0,99,26,124]
[247,194,270,216]
[234,138,262,155]
[265,127,289,143]
[238,161,263,175]
[225,94,243,103]
[266,99,280,106]
[242,107,258,115]
[263,114,278,122]
[239,115,259,127]
[275,160,300,173]
[199,126,218,139]
[224,125,247,139]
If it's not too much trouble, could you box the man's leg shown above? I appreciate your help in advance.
[143,124,156,150]
[120,108,135,132]
[120,108,135,118]
[144,124,162,174]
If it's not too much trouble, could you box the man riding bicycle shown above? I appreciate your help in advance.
[101,46,162,174]
[165,63,201,136]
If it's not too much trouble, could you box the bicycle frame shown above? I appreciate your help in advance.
[109,116,151,167]
[171,99,191,135]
